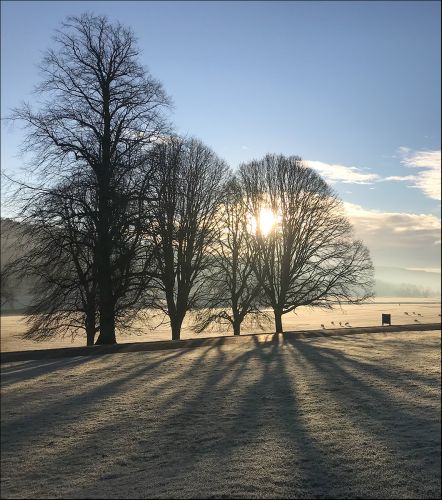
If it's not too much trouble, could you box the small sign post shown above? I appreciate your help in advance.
[382,313,391,326]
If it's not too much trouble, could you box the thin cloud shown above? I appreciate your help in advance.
[399,148,441,201]
[306,160,379,184]
[344,202,441,235]
[383,175,417,182]
[407,267,441,274]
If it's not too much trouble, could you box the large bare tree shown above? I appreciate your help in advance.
[240,154,374,333]
[148,137,230,340]
[11,13,171,344]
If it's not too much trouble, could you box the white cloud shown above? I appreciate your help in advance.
[343,202,441,268]
[399,149,441,201]
[307,151,441,201]
[383,175,417,182]
[306,160,379,185]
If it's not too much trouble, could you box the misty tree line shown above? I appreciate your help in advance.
[3,14,374,345]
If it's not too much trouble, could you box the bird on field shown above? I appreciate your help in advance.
[404,312,409,315]
[331,321,335,326]
[339,321,342,326]
[414,319,420,323]
[417,313,422,317]
[345,322,350,326]
[321,324,325,329]
[412,312,416,315]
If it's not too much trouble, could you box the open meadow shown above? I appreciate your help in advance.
[1,329,440,498]
[1,298,441,352]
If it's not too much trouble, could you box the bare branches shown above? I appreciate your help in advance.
[194,177,269,335]
[8,13,171,344]
[3,175,98,344]
[4,13,374,344]
[239,154,374,332]
[147,137,230,340]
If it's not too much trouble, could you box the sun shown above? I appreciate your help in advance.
[258,207,276,236]
[247,206,279,237]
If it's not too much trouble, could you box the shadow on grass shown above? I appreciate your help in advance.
[1,356,93,385]
[1,332,441,499]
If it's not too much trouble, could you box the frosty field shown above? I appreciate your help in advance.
[1,329,440,499]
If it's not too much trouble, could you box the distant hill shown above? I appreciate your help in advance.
[1,218,28,263]
[375,266,441,298]
[1,218,35,311]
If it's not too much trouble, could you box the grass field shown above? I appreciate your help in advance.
[1,329,440,498]
[1,298,441,351]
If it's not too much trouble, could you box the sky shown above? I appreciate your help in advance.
[1,1,441,272]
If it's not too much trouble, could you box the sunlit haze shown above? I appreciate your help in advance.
[249,207,279,237]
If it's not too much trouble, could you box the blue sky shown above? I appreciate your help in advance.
[1,1,441,271]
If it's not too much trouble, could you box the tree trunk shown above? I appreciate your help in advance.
[95,312,115,344]
[95,241,115,345]
[95,88,116,345]
[233,318,241,336]
[171,316,184,341]
[86,312,96,346]
[95,224,116,345]
[86,330,95,346]
[274,308,283,333]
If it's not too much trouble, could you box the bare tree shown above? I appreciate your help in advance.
[148,137,230,340]
[11,13,171,344]
[194,177,269,335]
[4,175,99,345]
[4,148,158,345]
[239,154,374,333]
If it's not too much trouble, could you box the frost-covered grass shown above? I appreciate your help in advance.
[1,299,441,351]
[1,330,441,498]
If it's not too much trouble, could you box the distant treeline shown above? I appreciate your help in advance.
[375,280,440,298]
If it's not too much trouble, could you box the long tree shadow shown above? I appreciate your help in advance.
[210,334,386,498]
[283,335,441,498]
[5,338,267,497]
[2,333,441,499]
[1,356,94,386]
[54,333,428,498]
[1,348,191,452]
